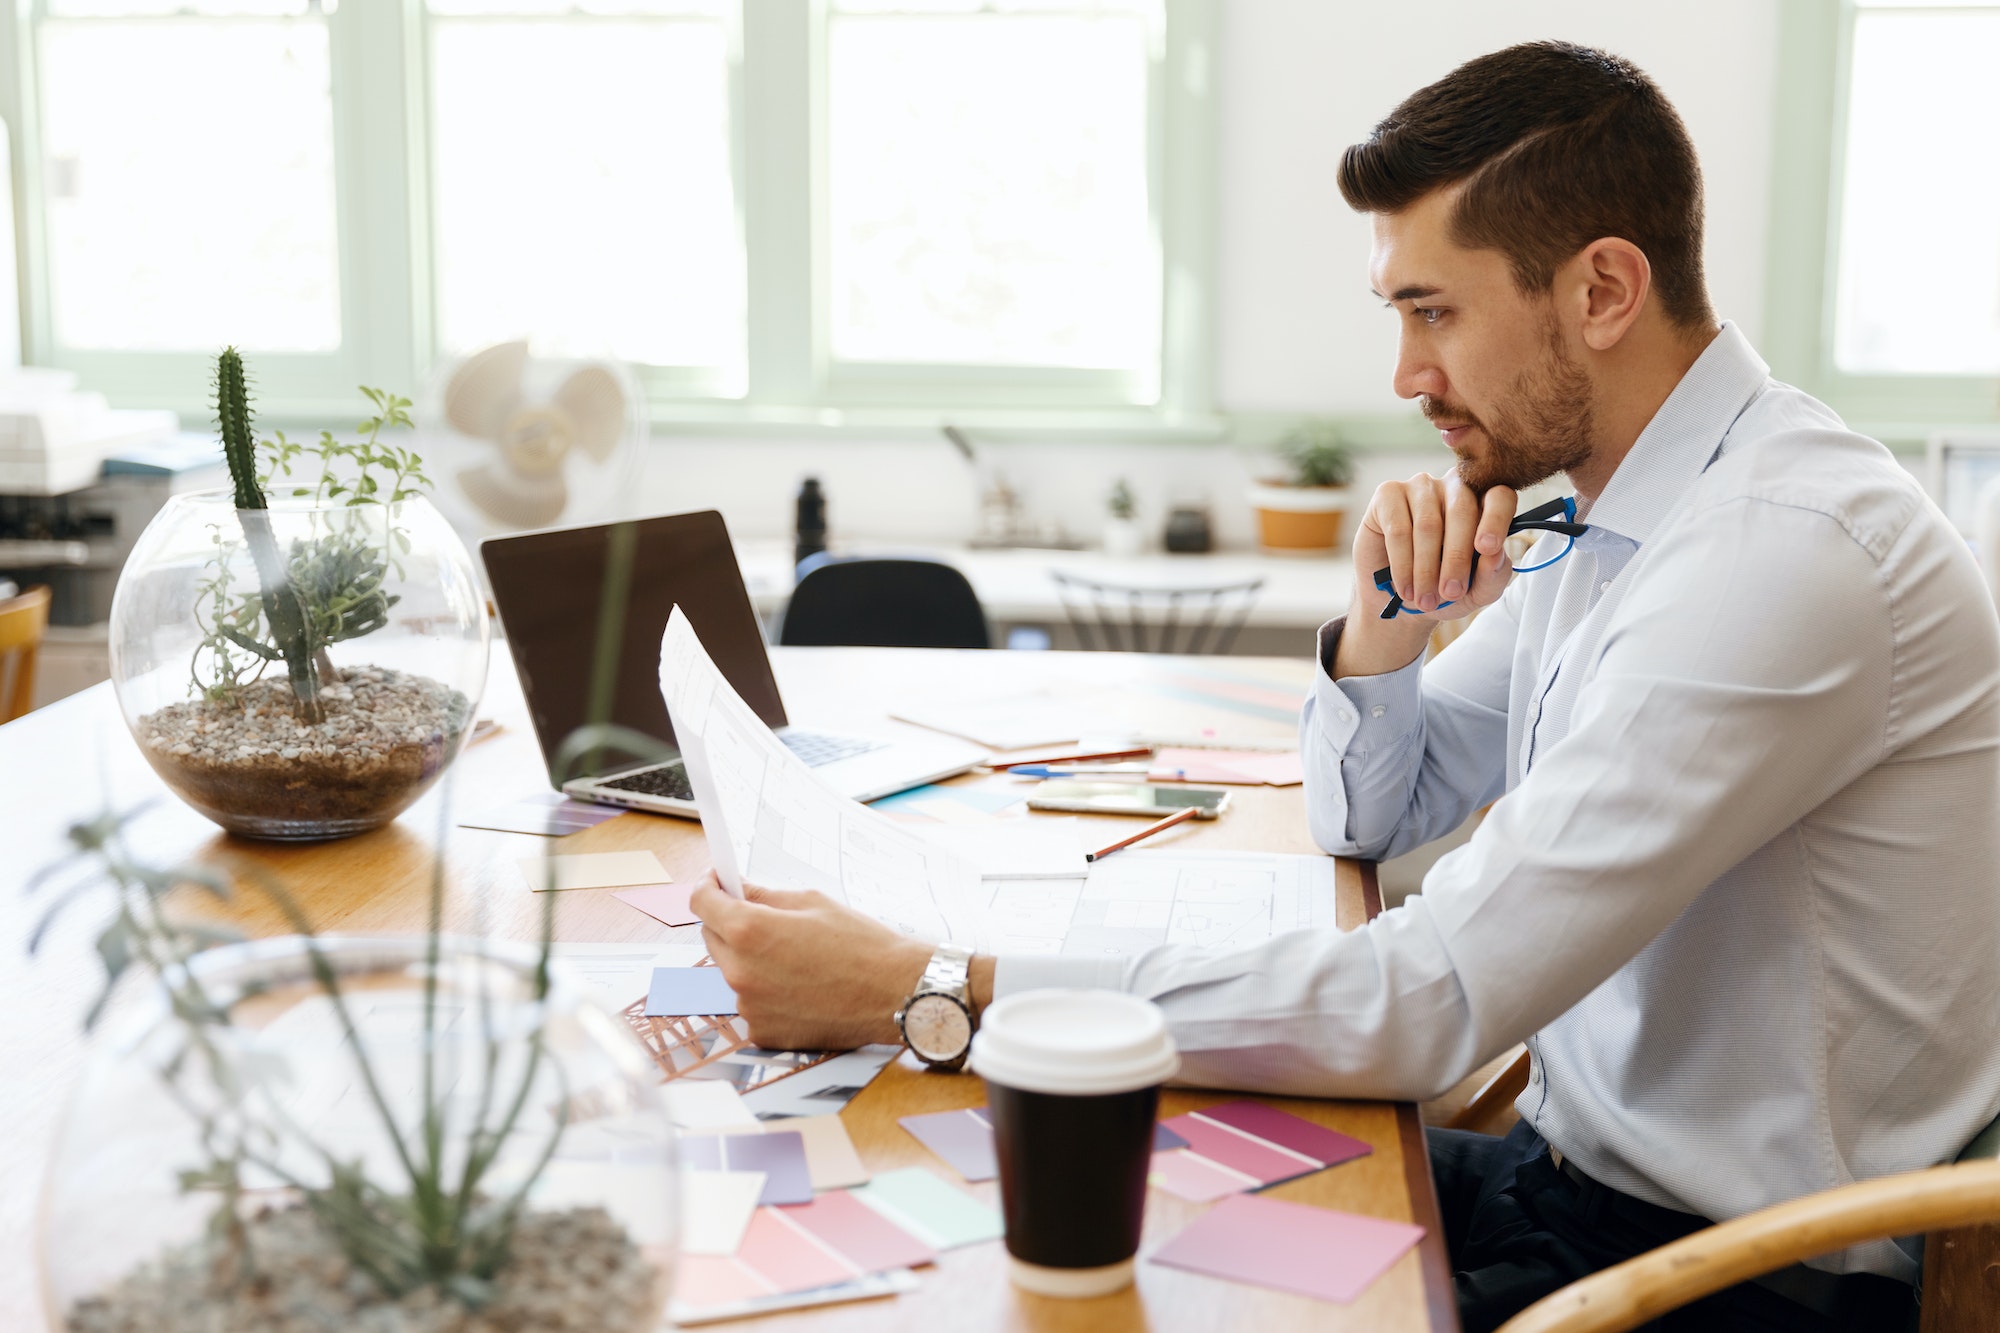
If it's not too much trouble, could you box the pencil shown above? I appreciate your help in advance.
[1085,805,1201,862]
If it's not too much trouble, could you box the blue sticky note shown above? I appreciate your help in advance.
[645,967,739,1017]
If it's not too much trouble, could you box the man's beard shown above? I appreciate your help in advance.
[1422,322,1595,493]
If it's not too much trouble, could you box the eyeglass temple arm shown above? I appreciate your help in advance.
[1371,505,1586,619]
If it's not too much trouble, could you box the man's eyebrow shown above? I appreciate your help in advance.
[1372,284,1443,303]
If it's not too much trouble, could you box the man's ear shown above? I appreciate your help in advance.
[1566,237,1651,352]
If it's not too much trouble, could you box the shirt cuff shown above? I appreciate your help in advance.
[1312,617,1426,757]
[992,952,1129,1000]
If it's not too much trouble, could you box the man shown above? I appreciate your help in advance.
[693,41,2000,1332]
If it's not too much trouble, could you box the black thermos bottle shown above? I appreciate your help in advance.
[795,477,827,566]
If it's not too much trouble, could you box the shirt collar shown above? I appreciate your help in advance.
[1574,320,1769,545]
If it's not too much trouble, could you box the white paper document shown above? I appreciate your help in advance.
[984,849,1342,957]
[658,609,1341,960]
[659,608,988,946]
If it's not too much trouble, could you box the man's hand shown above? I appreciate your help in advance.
[691,871,932,1051]
[1336,473,1517,679]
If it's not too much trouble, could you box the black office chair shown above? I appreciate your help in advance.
[778,555,991,649]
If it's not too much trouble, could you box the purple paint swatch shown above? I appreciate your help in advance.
[1153,1122,1189,1152]
[898,1108,998,1183]
[1198,1101,1372,1169]
[679,1130,814,1205]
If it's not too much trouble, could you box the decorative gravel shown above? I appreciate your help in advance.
[65,1203,662,1333]
[135,667,470,836]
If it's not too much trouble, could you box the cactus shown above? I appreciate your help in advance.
[215,348,324,723]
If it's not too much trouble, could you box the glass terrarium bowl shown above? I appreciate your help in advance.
[109,492,489,840]
[39,935,676,1333]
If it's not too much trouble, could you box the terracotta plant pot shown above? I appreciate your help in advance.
[1248,484,1350,552]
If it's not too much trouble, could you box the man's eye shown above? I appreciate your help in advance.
[1414,307,1444,325]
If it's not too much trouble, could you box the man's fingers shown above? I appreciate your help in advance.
[1438,477,1480,603]
[741,879,819,911]
[1469,486,1520,604]
[1408,475,1446,612]
[1373,480,1414,604]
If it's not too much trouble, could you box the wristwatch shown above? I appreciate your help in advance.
[895,943,977,1071]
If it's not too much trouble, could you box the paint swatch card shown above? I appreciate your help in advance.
[783,1114,871,1191]
[852,1167,1003,1249]
[663,1079,759,1131]
[897,1107,997,1182]
[518,849,671,892]
[1148,1193,1424,1304]
[615,883,700,927]
[1150,1100,1371,1201]
[680,1169,766,1255]
[680,1130,813,1205]
[646,967,740,1017]
[674,1189,938,1317]
[462,792,622,836]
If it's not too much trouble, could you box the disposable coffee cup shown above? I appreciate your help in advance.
[969,989,1180,1298]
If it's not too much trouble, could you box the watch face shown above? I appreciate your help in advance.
[902,993,972,1063]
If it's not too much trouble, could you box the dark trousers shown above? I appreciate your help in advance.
[1429,1121,1920,1333]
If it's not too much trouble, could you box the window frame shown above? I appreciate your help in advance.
[1764,0,2000,439]
[0,0,1219,437]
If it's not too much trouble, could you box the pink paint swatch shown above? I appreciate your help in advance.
[1148,1193,1425,1304]
[778,1190,937,1273]
[1200,1101,1372,1167]
[613,883,699,927]
[1170,1116,1318,1183]
[1148,1150,1255,1203]
[1150,1102,1373,1202]
[734,1208,854,1293]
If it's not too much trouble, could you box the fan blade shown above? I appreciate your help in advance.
[457,461,569,530]
[552,364,626,463]
[445,341,529,441]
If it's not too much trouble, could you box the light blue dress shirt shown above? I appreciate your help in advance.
[993,324,2000,1279]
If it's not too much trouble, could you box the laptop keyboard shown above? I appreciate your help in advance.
[598,764,695,800]
[780,731,886,766]
[596,731,883,802]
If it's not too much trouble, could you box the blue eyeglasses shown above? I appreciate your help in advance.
[1373,496,1587,620]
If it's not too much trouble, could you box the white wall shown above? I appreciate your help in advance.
[634,0,1785,547]
[1218,0,1782,414]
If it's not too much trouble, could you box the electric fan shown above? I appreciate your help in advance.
[423,340,646,534]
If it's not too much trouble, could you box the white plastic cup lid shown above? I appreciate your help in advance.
[969,989,1179,1097]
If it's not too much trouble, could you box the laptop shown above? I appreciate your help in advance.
[480,510,988,818]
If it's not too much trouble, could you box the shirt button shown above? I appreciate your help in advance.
[1337,709,1353,724]
[1371,705,1386,718]
[1600,581,1612,592]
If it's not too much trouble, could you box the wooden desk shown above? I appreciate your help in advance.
[0,647,1454,1332]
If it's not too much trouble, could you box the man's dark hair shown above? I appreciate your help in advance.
[1339,41,1714,330]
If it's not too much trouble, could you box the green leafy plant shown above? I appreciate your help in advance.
[31,802,568,1305]
[195,350,432,720]
[1275,419,1355,489]
[1108,478,1136,520]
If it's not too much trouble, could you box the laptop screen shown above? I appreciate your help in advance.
[481,510,788,784]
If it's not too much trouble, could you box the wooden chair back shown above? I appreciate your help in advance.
[0,585,51,723]
[1495,1159,2000,1333]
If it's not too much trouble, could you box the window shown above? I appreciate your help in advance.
[1833,2,2000,376]
[0,0,1214,429]
[1764,0,2000,434]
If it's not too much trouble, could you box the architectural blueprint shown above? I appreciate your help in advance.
[658,608,987,945]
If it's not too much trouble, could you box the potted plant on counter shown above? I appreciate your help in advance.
[1247,420,1356,553]
[1102,478,1145,557]
[108,349,490,840]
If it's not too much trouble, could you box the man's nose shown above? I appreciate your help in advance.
[1393,332,1446,402]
